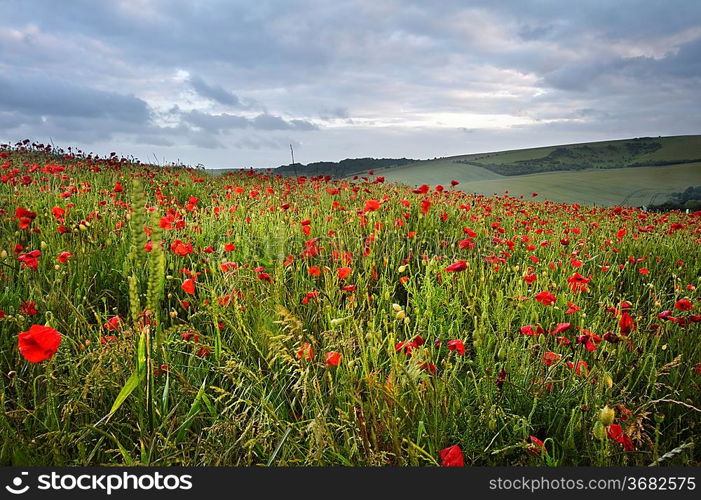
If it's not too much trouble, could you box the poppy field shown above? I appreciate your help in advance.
[1,141,700,466]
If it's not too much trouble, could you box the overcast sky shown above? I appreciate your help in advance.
[1,0,700,168]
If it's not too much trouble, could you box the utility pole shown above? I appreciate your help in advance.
[290,144,298,177]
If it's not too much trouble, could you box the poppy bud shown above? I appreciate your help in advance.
[40,241,47,249]
[603,374,613,389]
[403,316,411,325]
[79,224,87,231]
[487,417,497,431]
[398,265,407,273]
[392,303,402,312]
[599,405,615,426]
[593,421,607,440]
[497,346,506,360]
[396,310,406,320]
[0,250,6,258]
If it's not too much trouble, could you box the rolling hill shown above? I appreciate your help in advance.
[374,135,701,206]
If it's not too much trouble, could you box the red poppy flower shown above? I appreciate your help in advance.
[675,299,693,311]
[565,301,580,314]
[524,273,537,284]
[421,198,431,215]
[535,291,556,306]
[439,445,464,467]
[224,243,236,252]
[51,206,66,219]
[19,301,38,316]
[17,250,41,270]
[15,206,37,229]
[325,351,342,366]
[103,316,122,331]
[337,266,352,279]
[445,260,468,273]
[447,339,465,355]
[567,273,591,293]
[18,325,61,363]
[308,266,321,277]
[363,199,381,212]
[520,325,544,336]
[566,360,589,376]
[619,312,635,336]
[550,323,572,336]
[542,351,561,367]
[606,424,635,451]
[170,239,193,256]
[296,342,314,361]
[182,278,196,295]
[57,251,73,264]
[527,436,546,455]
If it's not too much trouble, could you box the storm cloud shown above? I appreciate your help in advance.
[0,0,699,168]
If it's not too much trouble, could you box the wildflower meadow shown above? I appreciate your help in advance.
[1,141,699,466]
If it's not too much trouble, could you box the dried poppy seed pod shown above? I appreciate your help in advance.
[395,310,406,320]
[392,303,402,312]
[599,405,615,426]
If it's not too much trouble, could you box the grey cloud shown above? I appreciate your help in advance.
[182,110,318,132]
[189,75,241,106]
[0,75,150,122]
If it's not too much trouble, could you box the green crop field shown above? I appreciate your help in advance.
[375,136,701,206]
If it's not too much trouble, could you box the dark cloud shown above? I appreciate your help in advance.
[189,75,241,106]
[0,75,150,122]
[181,110,317,133]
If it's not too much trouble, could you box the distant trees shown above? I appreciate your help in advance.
[275,157,416,177]
[649,186,701,211]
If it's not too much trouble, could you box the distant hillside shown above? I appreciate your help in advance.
[452,135,701,175]
[374,135,701,207]
[274,157,416,177]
